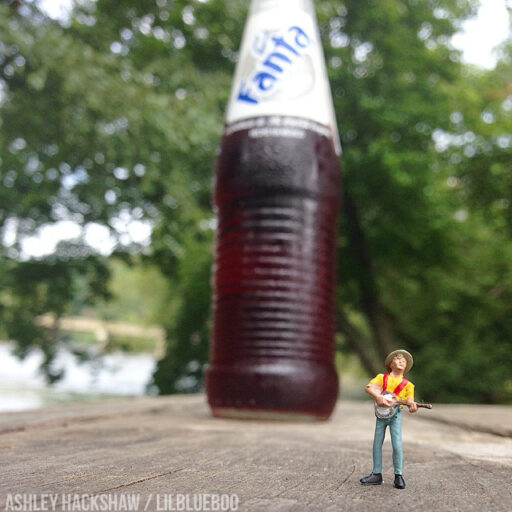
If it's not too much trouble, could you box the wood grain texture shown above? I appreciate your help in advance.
[1,396,511,511]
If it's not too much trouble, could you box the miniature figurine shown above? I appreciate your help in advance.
[360,349,417,490]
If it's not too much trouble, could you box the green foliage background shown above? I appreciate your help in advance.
[1,0,511,402]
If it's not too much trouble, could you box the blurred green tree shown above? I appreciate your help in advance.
[0,0,510,402]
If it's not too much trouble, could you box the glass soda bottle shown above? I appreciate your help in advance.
[206,0,342,420]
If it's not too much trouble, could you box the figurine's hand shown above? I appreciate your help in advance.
[407,399,418,413]
[376,395,392,408]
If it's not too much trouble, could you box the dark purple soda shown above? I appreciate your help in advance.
[206,116,341,420]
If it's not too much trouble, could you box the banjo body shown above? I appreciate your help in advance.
[374,391,401,419]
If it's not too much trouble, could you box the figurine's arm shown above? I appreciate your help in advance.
[406,396,418,413]
[365,382,392,407]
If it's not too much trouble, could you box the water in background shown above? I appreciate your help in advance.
[0,342,156,412]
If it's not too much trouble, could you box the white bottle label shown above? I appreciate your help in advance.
[226,3,341,153]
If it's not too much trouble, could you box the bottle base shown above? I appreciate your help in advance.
[211,407,327,422]
[205,361,339,421]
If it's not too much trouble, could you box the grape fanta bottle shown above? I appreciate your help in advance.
[206,0,342,420]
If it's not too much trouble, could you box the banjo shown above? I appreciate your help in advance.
[375,390,433,419]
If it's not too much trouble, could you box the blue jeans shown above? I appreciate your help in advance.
[372,409,403,475]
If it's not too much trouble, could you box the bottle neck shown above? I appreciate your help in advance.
[249,0,314,16]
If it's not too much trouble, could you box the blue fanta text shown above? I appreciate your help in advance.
[237,25,311,105]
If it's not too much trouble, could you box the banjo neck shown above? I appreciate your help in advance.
[394,400,432,409]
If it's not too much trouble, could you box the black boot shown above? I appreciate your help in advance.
[394,474,405,489]
[360,473,383,485]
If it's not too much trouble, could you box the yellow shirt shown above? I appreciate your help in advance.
[369,374,415,402]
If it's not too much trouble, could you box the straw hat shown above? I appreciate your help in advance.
[385,349,414,373]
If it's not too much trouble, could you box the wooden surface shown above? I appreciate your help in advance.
[1,395,512,511]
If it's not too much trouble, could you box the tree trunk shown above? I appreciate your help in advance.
[343,189,396,360]
[336,308,380,375]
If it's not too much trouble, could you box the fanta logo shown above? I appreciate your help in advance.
[237,25,311,105]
